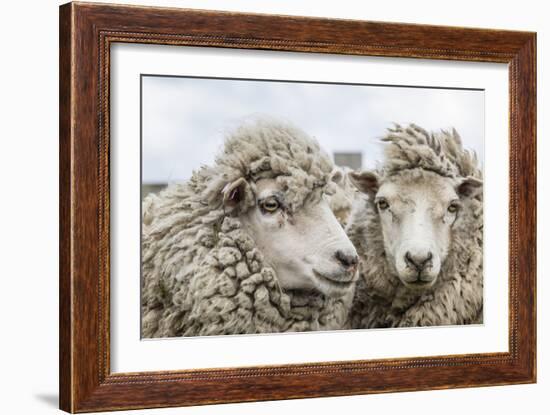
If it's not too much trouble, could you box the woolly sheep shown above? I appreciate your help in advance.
[141,119,359,337]
[347,124,483,328]
[327,166,358,228]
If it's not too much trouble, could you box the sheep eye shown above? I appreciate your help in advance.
[447,202,460,214]
[377,199,389,211]
[260,197,280,213]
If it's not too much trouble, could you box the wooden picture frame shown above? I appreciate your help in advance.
[59,2,536,412]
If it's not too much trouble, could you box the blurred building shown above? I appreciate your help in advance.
[334,152,362,170]
[141,183,166,201]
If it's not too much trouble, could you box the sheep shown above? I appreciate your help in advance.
[327,166,358,228]
[141,119,359,338]
[347,124,483,328]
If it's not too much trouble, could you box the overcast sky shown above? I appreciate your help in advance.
[142,76,484,184]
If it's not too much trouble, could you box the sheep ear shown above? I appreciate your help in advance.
[456,177,483,198]
[222,177,248,207]
[349,170,379,197]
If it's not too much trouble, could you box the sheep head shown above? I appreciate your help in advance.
[209,120,359,298]
[349,123,482,291]
[350,168,481,290]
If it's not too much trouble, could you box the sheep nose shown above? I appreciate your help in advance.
[335,249,358,270]
[405,251,433,271]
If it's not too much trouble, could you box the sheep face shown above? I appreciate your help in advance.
[234,178,359,298]
[350,169,481,290]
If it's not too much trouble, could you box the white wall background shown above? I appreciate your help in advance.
[0,0,546,414]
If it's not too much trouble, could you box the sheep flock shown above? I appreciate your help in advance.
[142,120,483,337]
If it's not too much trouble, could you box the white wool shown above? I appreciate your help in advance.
[141,119,353,337]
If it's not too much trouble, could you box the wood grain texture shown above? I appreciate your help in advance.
[59,2,537,412]
[59,3,73,411]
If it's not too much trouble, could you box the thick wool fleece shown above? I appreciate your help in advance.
[141,120,352,337]
[347,124,483,328]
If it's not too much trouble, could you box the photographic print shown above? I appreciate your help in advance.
[140,75,484,338]
[60,4,536,410]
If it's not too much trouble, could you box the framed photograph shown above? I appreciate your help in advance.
[59,2,536,412]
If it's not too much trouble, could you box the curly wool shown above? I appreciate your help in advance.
[347,124,483,328]
[141,120,352,337]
